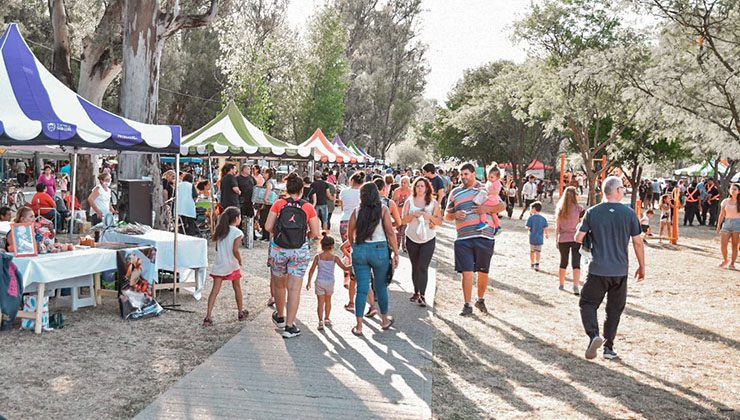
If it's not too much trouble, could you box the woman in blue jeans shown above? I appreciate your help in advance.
[347,182,399,336]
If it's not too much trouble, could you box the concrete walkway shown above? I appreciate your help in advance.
[136,255,436,419]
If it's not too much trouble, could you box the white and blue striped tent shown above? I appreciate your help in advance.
[0,23,180,153]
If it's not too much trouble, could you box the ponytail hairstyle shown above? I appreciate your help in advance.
[355,182,382,244]
[320,232,335,251]
[284,172,304,195]
[350,171,365,186]
[213,206,241,247]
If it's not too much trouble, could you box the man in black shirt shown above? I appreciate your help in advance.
[310,171,330,230]
[423,162,446,203]
[704,179,721,227]
[236,164,255,218]
[220,164,241,209]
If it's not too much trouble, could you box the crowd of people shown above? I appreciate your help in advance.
[2,155,738,360]
[199,158,738,363]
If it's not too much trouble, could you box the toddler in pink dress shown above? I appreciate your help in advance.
[474,166,502,232]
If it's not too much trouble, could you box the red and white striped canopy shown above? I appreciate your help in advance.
[300,128,357,163]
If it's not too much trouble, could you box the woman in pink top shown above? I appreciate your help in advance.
[37,165,57,197]
[717,183,739,269]
[555,186,584,294]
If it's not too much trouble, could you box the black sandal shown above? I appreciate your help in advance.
[381,317,395,330]
[351,327,363,336]
[202,317,213,327]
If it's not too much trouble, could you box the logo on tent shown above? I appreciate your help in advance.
[46,122,73,133]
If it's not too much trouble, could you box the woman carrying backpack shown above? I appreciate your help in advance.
[347,182,400,336]
[265,173,321,338]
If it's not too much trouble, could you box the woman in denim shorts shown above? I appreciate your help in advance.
[717,183,740,269]
[265,173,321,338]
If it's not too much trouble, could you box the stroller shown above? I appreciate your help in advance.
[193,206,211,239]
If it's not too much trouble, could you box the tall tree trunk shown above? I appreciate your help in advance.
[77,0,123,106]
[118,0,219,229]
[48,0,74,88]
[119,0,165,228]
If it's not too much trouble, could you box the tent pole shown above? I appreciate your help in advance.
[173,154,180,306]
[208,153,215,234]
[69,149,78,234]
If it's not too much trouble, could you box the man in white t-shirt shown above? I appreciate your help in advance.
[519,175,539,219]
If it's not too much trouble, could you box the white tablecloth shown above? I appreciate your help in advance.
[13,248,118,288]
[100,229,208,299]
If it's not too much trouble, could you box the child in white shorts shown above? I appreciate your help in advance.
[306,233,351,330]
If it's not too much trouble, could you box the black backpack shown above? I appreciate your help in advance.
[273,198,308,249]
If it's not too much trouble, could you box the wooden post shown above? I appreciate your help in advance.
[601,155,608,182]
[94,272,102,305]
[559,153,565,196]
[671,188,680,244]
[34,283,45,334]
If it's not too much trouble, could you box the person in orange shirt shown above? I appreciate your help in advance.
[30,183,62,231]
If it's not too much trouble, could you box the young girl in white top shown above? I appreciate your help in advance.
[204,207,246,327]
[306,233,351,330]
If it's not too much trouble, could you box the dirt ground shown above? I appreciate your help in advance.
[1,199,738,419]
[430,200,739,419]
[0,237,276,419]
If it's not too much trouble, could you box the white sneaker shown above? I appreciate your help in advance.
[585,336,604,359]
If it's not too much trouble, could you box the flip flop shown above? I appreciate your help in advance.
[344,303,355,312]
[351,327,363,336]
[381,317,395,330]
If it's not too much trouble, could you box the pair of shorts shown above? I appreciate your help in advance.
[454,237,495,273]
[268,242,311,278]
[641,224,650,233]
[530,244,542,252]
[210,269,241,281]
[340,220,349,242]
[315,279,335,296]
[721,218,740,233]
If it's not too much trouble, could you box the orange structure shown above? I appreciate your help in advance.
[559,153,565,196]
[671,188,680,244]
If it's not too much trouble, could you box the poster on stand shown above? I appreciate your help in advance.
[117,247,163,320]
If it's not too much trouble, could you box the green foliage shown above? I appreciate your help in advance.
[338,0,427,158]
[300,6,349,140]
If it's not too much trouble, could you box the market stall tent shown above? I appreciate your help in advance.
[180,101,311,159]
[0,24,180,153]
[346,140,375,163]
[0,23,193,313]
[331,135,365,163]
[674,161,729,177]
[300,128,357,163]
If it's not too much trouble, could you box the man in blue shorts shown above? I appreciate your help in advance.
[445,163,506,316]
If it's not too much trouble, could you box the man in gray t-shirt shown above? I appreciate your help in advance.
[576,176,645,361]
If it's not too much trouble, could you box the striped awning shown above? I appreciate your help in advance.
[331,135,365,163]
[0,23,180,153]
[181,101,312,159]
[346,140,375,163]
[300,128,357,163]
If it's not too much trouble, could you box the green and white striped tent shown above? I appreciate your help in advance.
[180,101,312,159]
[674,161,728,177]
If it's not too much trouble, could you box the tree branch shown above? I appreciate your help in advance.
[161,0,219,39]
